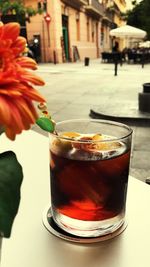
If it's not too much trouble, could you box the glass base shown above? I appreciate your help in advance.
[42,206,127,243]
[51,208,125,238]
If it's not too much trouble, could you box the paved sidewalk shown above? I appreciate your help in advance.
[32,59,150,183]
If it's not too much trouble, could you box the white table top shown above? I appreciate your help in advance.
[1,130,150,267]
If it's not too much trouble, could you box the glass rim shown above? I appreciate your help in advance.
[50,118,133,143]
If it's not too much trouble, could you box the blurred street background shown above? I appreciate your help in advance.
[32,60,150,183]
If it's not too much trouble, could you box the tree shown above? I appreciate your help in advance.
[0,0,45,38]
[125,0,150,39]
[0,0,44,21]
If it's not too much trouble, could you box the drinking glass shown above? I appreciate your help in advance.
[49,119,132,237]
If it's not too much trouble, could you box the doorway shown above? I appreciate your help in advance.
[62,15,70,61]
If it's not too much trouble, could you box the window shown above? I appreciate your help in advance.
[76,12,80,41]
[87,18,90,41]
[92,21,95,42]
[37,1,47,12]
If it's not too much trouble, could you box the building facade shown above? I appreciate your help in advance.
[23,0,127,63]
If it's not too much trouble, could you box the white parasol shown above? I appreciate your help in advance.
[110,25,147,39]
[139,41,150,48]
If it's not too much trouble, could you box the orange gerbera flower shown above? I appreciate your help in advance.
[0,22,45,140]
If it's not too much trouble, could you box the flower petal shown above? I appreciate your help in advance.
[12,37,26,56]
[2,23,20,41]
[20,71,45,85]
[19,84,46,102]
[0,96,11,124]
[0,22,4,38]
[8,101,25,133]
[5,127,16,140]
[15,97,37,124]
[0,88,21,96]
[16,57,37,70]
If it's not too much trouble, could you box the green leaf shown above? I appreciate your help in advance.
[0,151,23,238]
[36,117,55,132]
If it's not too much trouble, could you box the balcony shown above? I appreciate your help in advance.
[85,0,104,18]
[61,0,88,10]
[111,3,121,16]
[103,10,114,22]
[102,9,117,29]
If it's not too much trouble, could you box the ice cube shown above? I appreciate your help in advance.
[69,148,103,161]
[51,138,72,156]
[51,132,82,156]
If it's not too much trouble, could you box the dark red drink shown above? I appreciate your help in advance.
[50,149,130,221]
